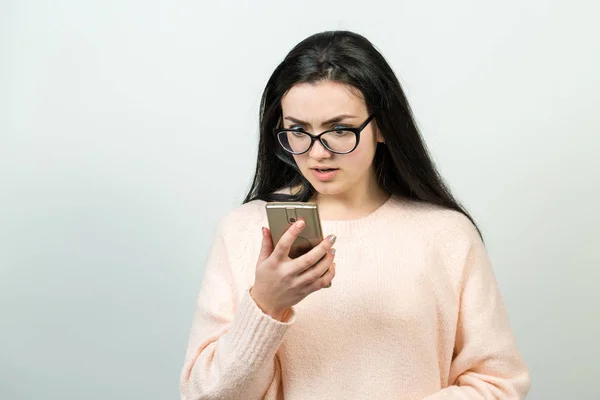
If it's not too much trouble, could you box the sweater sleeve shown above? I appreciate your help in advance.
[179,221,295,400]
[424,230,531,400]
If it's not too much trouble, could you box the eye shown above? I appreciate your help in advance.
[331,125,353,135]
[286,127,307,138]
[332,130,351,137]
[333,124,351,130]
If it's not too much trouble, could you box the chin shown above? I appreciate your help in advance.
[309,180,346,196]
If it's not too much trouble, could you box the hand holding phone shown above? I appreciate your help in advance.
[249,204,337,321]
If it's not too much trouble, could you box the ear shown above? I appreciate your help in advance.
[375,124,385,143]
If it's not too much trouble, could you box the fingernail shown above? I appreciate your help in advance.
[328,234,337,244]
[297,220,305,228]
[330,248,336,256]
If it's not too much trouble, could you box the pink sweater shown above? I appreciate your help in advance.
[179,195,531,399]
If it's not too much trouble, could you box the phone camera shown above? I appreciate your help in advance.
[289,218,296,223]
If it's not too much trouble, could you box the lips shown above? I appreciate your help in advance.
[311,167,338,172]
[310,167,339,182]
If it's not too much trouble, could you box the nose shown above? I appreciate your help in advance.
[308,139,332,159]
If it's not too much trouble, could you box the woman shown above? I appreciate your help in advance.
[179,31,531,399]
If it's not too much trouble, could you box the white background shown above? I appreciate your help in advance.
[1,1,599,399]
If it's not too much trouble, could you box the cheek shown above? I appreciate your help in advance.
[342,141,376,170]
[292,155,306,168]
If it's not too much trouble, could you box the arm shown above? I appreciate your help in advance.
[179,222,294,400]
[424,231,531,399]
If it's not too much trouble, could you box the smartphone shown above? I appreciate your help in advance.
[265,202,324,259]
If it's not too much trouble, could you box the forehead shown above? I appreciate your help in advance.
[281,81,366,120]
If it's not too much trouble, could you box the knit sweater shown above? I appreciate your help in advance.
[179,195,531,399]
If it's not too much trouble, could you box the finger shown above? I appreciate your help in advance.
[305,262,336,293]
[324,263,336,288]
[257,227,274,264]
[297,249,335,284]
[272,219,306,259]
[291,234,337,274]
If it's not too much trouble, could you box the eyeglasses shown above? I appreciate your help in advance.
[273,113,376,155]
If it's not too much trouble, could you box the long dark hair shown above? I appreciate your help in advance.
[243,30,480,236]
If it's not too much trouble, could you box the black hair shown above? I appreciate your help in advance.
[243,30,480,236]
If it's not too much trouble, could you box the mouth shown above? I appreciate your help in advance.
[311,167,339,173]
[310,167,339,182]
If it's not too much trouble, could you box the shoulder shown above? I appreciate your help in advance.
[397,199,488,288]
[414,200,487,272]
[217,187,297,235]
[396,197,483,252]
[217,199,268,241]
[221,199,266,224]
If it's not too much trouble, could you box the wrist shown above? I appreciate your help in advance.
[249,287,288,321]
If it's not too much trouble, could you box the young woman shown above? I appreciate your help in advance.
[179,31,530,400]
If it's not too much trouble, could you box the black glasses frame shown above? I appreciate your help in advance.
[273,113,377,155]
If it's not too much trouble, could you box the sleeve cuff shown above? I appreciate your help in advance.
[222,289,296,366]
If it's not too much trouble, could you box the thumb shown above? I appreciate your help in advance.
[257,227,274,264]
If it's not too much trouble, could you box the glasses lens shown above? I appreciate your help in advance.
[278,131,311,154]
[321,130,357,153]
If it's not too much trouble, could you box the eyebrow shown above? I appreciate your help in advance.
[284,114,358,126]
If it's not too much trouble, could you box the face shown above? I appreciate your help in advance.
[280,80,383,198]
